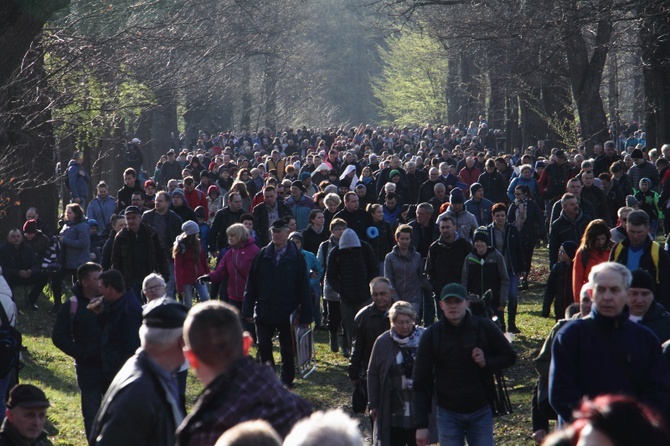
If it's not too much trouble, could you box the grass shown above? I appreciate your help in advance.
[16,246,555,445]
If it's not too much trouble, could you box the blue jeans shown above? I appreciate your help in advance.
[166,262,175,299]
[436,405,494,446]
[182,281,210,308]
[76,363,104,438]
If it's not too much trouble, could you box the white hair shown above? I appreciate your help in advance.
[283,409,363,446]
[140,325,183,352]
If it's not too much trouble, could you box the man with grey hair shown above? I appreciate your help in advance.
[89,300,189,445]
[283,409,363,446]
[549,262,670,425]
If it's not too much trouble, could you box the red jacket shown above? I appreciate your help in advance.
[572,247,611,301]
[184,188,209,216]
[459,166,481,187]
[174,244,210,293]
[209,239,259,301]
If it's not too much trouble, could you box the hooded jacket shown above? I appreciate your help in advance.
[67,159,90,202]
[326,229,377,305]
[436,206,478,241]
[462,246,510,306]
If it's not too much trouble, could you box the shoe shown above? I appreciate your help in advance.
[508,325,521,334]
[520,279,529,290]
[329,332,339,353]
[341,346,351,358]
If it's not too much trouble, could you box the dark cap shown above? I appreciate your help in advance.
[123,206,141,216]
[142,300,189,329]
[440,283,468,301]
[450,187,465,204]
[469,183,483,195]
[554,150,566,159]
[291,180,306,192]
[631,148,644,159]
[270,219,289,232]
[631,269,656,294]
[7,384,50,409]
[22,220,37,234]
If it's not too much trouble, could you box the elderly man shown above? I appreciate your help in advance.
[0,384,51,445]
[549,262,670,425]
[89,301,188,446]
[243,218,312,388]
[177,301,311,444]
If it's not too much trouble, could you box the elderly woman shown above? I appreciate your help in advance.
[142,273,167,303]
[368,301,425,446]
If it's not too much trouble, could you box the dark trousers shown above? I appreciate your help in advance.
[390,426,417,446]
[8,272,49,305]
[255,319,295,387]
[76,363,104,438]
[51,268,77,306]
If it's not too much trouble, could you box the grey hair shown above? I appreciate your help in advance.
[139,325,183,351]
[283,409,363,446]
[388,300,417,323]
[142,273,166,290]
[588,261,632,290]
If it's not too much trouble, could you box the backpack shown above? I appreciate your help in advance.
[41,235,64,272]
[611,241,660,283]
[0,304,21,378]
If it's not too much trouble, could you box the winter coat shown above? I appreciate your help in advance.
[348,303,390,381]
[542,261,573,320]
[465,198,493,226]
[67,159,90,202]
[111,224,170,285]
[317,237,340,301]
[486,223,525,275]
[60,220,91,270]
[628,160,660,190]
[174,239,210,294]
[425,235,472,296]
[507,198,545,244]
[369,220,394,262]
[548,210,589,268]
[209,239,259,302]
[243,241,312,325]
[208,207,245,252]
[301,226,329,255]
[550,307,670,423]
[285,194,314,231]
[478,171,508,204]
[384,246,425,307]
[572,247,611,300]
[640,301,670,344]
[326,233,377,305]
[87,196,116,236]
[142,209,183,260]
[507,176,540,202]
[436,206,478,241]
[462,247,510,306]
[251,201,292,246]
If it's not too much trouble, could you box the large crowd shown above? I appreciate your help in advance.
[1,119,670,445]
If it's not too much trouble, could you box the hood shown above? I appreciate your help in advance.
[339,228,361,249]
[68,159,79,168]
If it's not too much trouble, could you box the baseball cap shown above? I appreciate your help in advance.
[6,384,50,409]
[440,283,468,301]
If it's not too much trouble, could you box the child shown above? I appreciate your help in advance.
[194,206,210,254]
[240,213,262,248]
[206,185,223,226]
[173,220,210,308]
[88,219,105,262]
[634,177,661,238]
[542,241,577,320]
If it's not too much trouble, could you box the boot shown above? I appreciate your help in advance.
[508,302,521,333]
[329,331,339,353]
[341,333,350,358]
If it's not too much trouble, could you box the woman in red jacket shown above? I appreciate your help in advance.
[173,220,210,308]
[572,219,612,300]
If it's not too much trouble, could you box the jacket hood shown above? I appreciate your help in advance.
[339,228,361,249]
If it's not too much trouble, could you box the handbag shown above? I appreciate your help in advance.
[352,379,368,414]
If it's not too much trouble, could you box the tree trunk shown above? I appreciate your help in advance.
[240,60,252,130]
[264,55,278,129]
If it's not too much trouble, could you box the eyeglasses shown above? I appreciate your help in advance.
[143,284,164,293]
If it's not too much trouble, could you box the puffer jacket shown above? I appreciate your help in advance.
[326,231,378,305]
[60,220,91,269]
[384,245,425,307]
[209,239,259,302]
[462,247,510,306]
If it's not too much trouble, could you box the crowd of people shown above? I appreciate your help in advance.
[0,119,669,445]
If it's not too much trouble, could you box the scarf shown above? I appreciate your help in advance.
[390,326,424,389]
[514,198,527,232]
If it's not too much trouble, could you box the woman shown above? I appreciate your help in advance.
[237,168,258,197]
[189,156,205,182]
[359,166,377,204]
[173,220,210,308]
[384,225,427,320]
[368,301,424,446]
[302,209,329,255]
[506,164,540,202]
[507,184,545,290]
[54,203,91,311]
[368,203,394,276]
[200,223,258,318]
[572,219,612,300]
[323,193,341,232]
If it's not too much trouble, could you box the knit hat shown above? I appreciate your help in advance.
[450,187,465,204]
[288,231,303,241]
[172,188,185,199]
[87,219,98,228]
[440,283,467,301]
[194,206,206,220]
[181,220,200,236]
[631,269,656,294]
[631,148,644,159]
[389,169,401,179]
[339,177,352,189]
[299,172,311,181]
[639,177,651,188]
[473,227,490,245]
[625,195,639,207]
[22,220,37,234]
[470,183,483,195]
[561,241,578,260]
[291,180,306,192]
[207,185,220,197]
[339,228,361,249]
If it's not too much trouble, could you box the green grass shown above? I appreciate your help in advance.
[16,246,554,445]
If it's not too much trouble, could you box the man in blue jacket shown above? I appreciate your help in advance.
[549,262,670,425]
[67,151,90,212]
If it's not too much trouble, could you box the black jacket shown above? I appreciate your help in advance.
[548,211,589,268]
[52,284,103,368]
[348,303,391,380]
[425,235,472,297]
[326,242,378,305]
[251,201,292,246]
[478,171,508,204]
[208,206,245,252]
[142,209,183,259]
[111,224,170,284]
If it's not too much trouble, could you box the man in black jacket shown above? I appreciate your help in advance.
[208,191,245,254]
[52,263,104,438]
[0,229,48,310]
[251,187,292,246]
[413,283,517,446]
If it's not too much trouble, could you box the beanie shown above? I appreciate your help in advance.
[450,187,465,204]
[631,269,656,294]
[470,183,483,196]
[631,148,644,159]
[473,227,490,245]
[181,220,199,236]
[561,241,578,260]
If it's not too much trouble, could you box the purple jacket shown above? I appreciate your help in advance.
[209,239,259,302]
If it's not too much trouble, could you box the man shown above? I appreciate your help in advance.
[538,149,573,217]
[458,156,480,188]
[87,182,116,238]
[478,159,507,204]
[111,206,170,299]
[208,191,245,254]
[409,202,439,324]
[159,149,182,187]
[24,208,51,238]
[610,206,633,244]
[413,283,517,446]
[628,269,670,345]
[89,301,188,446]
[548,193,589,268]
[593,140,621,176]
[125,138,144,180]
[252,186,292,246]
[610,210,670,308]
[176,302,312,444]
[579,170,611,226]
[436,188,478,241]
[243,219,312,388]
[141,191,183,296]
[0,229,48,310]
[0,385,51,445]
[326,228,378,358]
[549,262,670,424]
[548,177,596,225]
[67,151,90,211]
[285,180,314,231]
[183,176,209,216]
[417,168,440,203]
[116,168,144,213]
[465,183,492,226]
[382,193,400,227]
[333,192,373,242]
[87,269,143,391]
[628,148,659,190]
[52,263,104,438]
[129,191,150,215]
[348,277,392,388]
[427,183,448,218]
